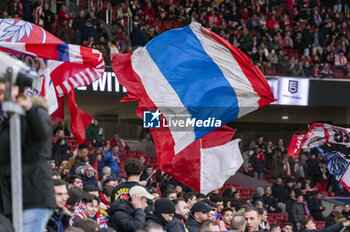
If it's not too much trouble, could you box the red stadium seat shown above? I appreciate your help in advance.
[334,69,344,79]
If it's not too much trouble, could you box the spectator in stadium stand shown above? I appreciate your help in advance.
[291,194,306,226]
[86,119,103,148]
[109,185,153,232]
[325,205,340,227]
[80,164,99,189]
[342,204,350,220]
[184,192,197,209]
[230,215,246,232]
[111,158,146,202]
[166,189,178,201]
[32,0,44,27]
[322,63,335,78]
[210,194,224,217]
[252,146,265,180]
[71,194,107,229]
[221,207,234,230]
[286,190,296,221]
[334,50,348,75]
[243,207,262,232]
[83,185,99,197]
[237,27,253,54]
[52,136,71,167]
[263,186,278,213]
[282,223,293,232]
[66,187,86,214]
[252,187,265,206]
[71,218,98,232]
[110,132,129,151]
[199,219,220,232]
[72,9,86,45]
[258,208,269,231]
[140,165,154,188]
[269,224,281,232]
[272,178,288,207]
[167,198,190,232]
[58,4,72,25]
[43,3,53,33]
[308,191,325,221]
[46,179,70,232]
[65,145,89,175]
[186,201,212,232]
[146,198,175,230]
[103,145,121,179]
[69,175,83,189]
[0,91,55,231]
[303,219,350,232]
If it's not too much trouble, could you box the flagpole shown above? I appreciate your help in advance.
[145,169,157,183]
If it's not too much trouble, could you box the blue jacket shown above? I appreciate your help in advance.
[104,151,120,174]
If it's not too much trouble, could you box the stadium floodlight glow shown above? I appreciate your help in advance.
[282,115,289,120]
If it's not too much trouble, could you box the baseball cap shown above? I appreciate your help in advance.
[129,186,154,200]
[191,201,212,214]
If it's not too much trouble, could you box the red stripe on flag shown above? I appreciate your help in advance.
[205,28,276,107]
[111,53,176,167]
[67,89,93,144]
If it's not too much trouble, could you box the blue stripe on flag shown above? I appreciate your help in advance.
[57,43,70,62]
[146,26,239,139]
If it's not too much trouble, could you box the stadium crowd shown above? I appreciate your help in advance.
[26,118,347,232]
[2,0,350,231]
[1,0,350,77]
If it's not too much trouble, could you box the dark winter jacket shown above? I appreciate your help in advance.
[46,208,71,232]
[0,103,56,214]
[301,223,343,232]
[81,174,99,188]
[167,213,187,232]
[110,198,146,232]
[291,202,305,224]
[186,214,200,232]
[308,198,324,221]
[271,183,288,203]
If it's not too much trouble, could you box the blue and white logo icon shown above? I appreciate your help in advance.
[143,109,161,128]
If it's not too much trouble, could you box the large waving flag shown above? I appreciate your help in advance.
[112,22,274,193]
[288,123,350,191]
[0,18,104,143]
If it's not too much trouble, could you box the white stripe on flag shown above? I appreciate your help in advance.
[80,72,90,84]
[0,42,37,57]
[96,62,104,68]
[85,68,97,81]
[68,44,83,64]
[56,85,64,96]
[189,23,260,118]
[75,74,85,86]
[200,138,243,194]
[132,47,196,154]
[69,77,79,88]
[62,80,72,92]
[341,166,350,190]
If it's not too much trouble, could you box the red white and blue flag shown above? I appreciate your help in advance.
[288,123,350,191]
[0,18,104,143]
[112,22,275,193]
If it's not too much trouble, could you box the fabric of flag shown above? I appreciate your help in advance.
[0,18,104,143]
[112,22,274,193]
[162,125,243,194]
[112,22,275,167]
[288,123,350,191]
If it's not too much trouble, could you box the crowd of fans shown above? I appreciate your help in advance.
[42,118,350,232]
[1,0,350,78]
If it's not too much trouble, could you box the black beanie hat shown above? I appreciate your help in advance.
[154,198,175,214]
